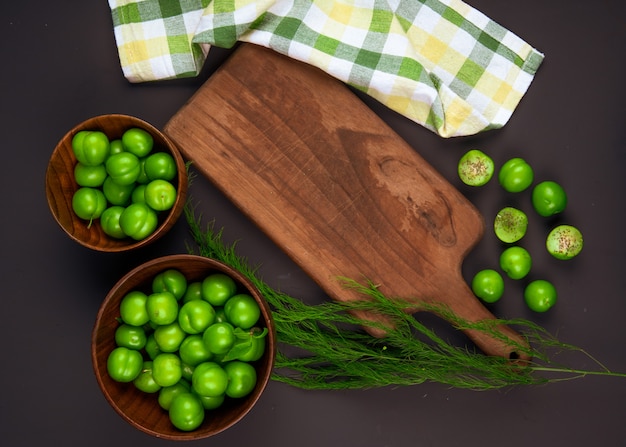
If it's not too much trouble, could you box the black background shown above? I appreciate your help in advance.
[2,1,625,446]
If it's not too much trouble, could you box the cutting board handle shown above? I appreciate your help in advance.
[348,278,532,362]
[440,277,531,362]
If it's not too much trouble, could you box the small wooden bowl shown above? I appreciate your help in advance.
[46,114,187,252]
[92,254,276,441]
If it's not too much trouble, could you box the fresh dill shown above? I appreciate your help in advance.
[184,200,625,390]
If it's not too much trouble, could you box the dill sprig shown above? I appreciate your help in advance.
[184,201,625,390]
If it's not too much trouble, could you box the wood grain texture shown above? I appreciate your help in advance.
[165,44,529,360]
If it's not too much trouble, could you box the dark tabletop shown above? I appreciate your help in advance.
[2,1,625,446]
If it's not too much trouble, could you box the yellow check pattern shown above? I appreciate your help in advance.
[109,0,544,137]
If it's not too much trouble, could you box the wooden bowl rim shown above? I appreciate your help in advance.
[45,114,187,252]
[91,254,276,440]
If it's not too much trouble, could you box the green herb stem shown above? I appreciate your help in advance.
[184,199,625,391]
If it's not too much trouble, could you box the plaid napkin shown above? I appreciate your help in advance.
[108,0,544,137]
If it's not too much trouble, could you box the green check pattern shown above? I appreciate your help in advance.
[108,0,544,137]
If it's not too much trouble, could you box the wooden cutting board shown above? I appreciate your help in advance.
[165,44,528,361]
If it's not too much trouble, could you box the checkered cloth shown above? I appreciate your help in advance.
[108,0,543,137]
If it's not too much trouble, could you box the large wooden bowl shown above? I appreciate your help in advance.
[91,255,276,440]
[46,114,187,252]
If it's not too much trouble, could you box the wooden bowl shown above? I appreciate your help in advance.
[46,114,188,252]
[91,254,276,440]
